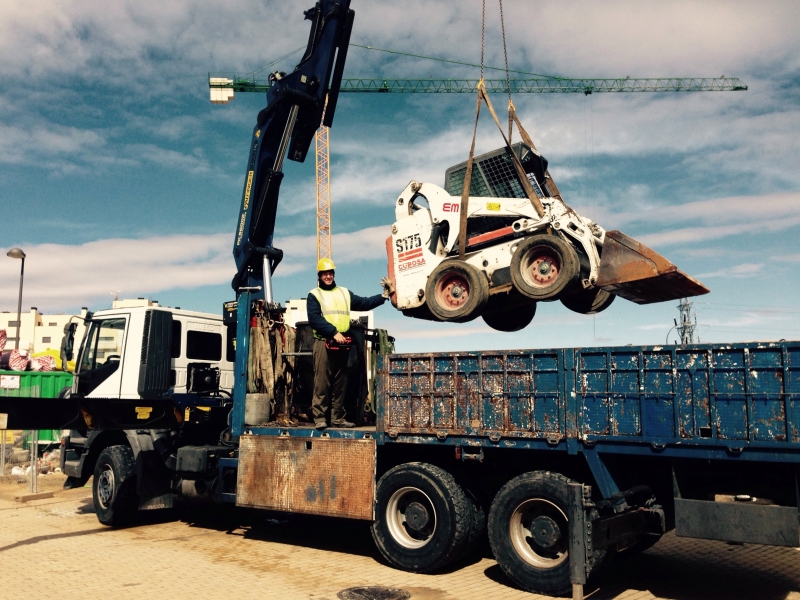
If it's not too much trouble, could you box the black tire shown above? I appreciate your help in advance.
[92,445,138,526]
[371,463,472,573]
[425,261,488,322]
[482,302,536,332]
[488,471,606,596]
[561,287,615,315]
[462,487,487,558]
[511,234,580,301]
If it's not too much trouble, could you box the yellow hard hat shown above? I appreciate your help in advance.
[316,257,336,272]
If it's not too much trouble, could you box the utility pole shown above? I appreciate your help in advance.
[676,298,697,345]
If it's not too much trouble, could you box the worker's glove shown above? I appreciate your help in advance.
[380,276,395,299]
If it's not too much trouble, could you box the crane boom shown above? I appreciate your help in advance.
[231,0,354,292]
[210,75,747,98]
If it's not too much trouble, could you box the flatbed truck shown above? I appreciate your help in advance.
[2,303,798,595]
[2,2,797,596]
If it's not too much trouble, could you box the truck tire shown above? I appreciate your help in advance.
[371,463,472,573]
[462,487,487,558]
[560,287,615,315]
[488,471,606,596]
[511,234,580,301]
[92,445,138,526]
[425,261,488,322]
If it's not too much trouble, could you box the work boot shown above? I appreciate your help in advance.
[331,419,355,428]
[314,420,327,430]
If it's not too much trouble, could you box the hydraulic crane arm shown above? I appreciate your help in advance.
[232,0,354,292]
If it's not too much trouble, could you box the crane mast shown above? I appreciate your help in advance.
[315,99,332,261]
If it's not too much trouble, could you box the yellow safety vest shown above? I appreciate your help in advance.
[310,286,351,338]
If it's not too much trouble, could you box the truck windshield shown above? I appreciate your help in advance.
[78,318,126,394]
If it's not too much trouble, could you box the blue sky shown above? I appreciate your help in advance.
[1,0,799,352]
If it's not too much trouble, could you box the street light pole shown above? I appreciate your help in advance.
[6,248,30,489]
[7,248,26,350]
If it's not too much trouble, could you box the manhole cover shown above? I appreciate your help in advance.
[337,586,410,600]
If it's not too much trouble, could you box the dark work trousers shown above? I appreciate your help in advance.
[312,338,350,424]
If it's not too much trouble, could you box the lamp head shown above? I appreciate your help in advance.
[7,248,25,260]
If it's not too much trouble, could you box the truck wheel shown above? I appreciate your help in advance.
[488,471,606,595]
[482,302,536,332]
[561,287,615,315]
[371,463,472,573]
[92,445,138,526]
[425,261,488,322]
[462,487,487,558]
[511,235,579,301]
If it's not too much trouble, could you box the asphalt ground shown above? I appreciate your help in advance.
[0,475,798,600]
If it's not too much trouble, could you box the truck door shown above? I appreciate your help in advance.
[76,317,127,397]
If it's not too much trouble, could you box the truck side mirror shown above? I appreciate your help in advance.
[61,322,78,364]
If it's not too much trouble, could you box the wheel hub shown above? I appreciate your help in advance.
[386,486,437,549]
[404,501,430,531]
[531,515,561,548]
[509,498,569,568]
[528,253,560,287]
[436,274,470,309]
[97,466,115,508]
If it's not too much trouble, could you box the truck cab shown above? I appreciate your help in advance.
[62,301,234,486]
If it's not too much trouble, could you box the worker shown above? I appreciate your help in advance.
[308,258,394,429]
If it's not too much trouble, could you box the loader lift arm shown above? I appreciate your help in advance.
[232,0,354,293]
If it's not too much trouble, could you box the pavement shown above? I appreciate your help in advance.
[0,475,798,600]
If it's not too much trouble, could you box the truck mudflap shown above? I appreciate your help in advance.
[597,230,709,304]
[0,395,179,430]
[675,498,800,547]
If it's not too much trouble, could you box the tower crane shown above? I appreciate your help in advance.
[210,63,746,267]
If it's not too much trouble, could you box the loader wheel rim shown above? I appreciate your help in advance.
[97,465,115,509]
[386,486,437,549]
[509,498,569,568]
[434,272,471,311]
[522,248,561,289]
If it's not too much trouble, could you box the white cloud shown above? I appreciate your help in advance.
[0,225,391,312]
[771,252,800,263]
[696,262,765,279]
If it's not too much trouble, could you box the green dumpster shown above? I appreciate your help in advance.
[0,371,73,450]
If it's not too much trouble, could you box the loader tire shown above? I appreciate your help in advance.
[372,463,473,573]
[511,234,580,301]
[92,445,138,526]
[425,261,488,322]
[488,471,607,595]
[561,287,615,315]
[482,302,536,332]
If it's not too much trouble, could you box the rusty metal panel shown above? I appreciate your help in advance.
[236,435,375,520]
[575,342,800,449]
[380,350,566,440]
[597,230,709,304]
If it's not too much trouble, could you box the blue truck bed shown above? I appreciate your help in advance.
[377,340,800,462]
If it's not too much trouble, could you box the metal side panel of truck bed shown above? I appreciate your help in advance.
[376,341,800,461]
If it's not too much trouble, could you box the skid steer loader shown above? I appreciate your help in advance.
[385,143,708,332]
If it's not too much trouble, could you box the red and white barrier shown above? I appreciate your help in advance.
[8,349,31,371]
[31,355,56,372]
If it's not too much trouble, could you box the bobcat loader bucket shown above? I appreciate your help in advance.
[597,230,709,304]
